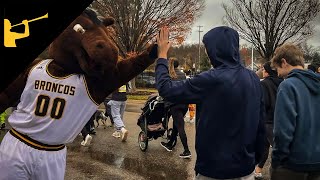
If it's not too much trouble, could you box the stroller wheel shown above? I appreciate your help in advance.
[138,131,148,152]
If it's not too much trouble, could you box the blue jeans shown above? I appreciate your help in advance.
[108,100,126,130]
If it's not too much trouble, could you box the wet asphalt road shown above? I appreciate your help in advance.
[64,100,271,180]
[0,100,271,180]
[65,100,197,180]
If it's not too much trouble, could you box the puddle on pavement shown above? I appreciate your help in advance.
[68,146,189,179]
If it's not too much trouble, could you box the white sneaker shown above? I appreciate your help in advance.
[112,131,121,138]
[121,128,128,142]
[81,134,92,146]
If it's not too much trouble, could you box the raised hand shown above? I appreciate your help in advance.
[156,26,172,59]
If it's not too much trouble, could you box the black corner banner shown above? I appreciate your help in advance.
[0,0,94,92]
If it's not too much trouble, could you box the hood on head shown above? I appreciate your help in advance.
[288,69,320,95]
[202,26,240,68]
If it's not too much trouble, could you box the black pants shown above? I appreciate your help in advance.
[258,124,274,168]
[271,167,320,180]
[168,104,189,152]
[195,103,201,129]
[81,115,95,140]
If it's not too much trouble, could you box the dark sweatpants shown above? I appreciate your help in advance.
[168,104,189,152]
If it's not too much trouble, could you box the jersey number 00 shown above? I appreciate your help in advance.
[34,95,66,119]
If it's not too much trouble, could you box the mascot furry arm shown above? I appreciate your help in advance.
[0,8,158,112]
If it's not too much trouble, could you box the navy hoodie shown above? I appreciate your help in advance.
[272,69,320,171]
[155,26,265,179]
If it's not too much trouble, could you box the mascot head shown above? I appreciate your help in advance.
[48,8,118,77]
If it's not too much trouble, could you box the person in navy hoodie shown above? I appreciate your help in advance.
[155,26,265,180]
[270,43,320,180]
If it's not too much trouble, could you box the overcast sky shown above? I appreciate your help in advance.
[185,0,320,50]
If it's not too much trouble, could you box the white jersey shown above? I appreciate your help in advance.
[9,59,99,144]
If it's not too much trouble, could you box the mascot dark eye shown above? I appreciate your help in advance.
[96,43,104,49]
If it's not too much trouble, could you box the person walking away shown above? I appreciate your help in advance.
[155,26,265,179]
[270,43,320,180]
[254,62,283,179]
[160,58,191,159]
[108,84,128,142]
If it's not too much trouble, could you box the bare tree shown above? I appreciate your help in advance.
[299,42,317,63]
[92,0,205,57]
[222,0,320,61]
[169,44,199,69]
[311,52,320,67]
[90,0,204,91]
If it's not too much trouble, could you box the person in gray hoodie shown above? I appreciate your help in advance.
[270,43,320,180]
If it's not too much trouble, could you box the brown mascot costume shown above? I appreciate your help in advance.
[0,8,157,180]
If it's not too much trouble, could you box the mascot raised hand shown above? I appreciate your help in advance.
[0,8,157,180]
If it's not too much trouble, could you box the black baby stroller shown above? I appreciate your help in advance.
[137,93,176,151]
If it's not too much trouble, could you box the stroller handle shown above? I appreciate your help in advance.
[149,97,164,111]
